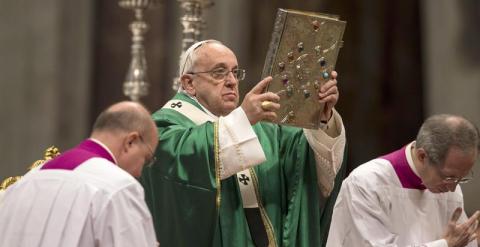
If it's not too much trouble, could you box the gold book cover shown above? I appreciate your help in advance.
[262,9,346,129]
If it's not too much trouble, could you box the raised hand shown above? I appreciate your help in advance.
[318,71,339,122]
[443,207,479,247]
[241,77,280,125]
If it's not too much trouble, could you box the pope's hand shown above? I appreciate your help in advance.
[241,77,280,125]
[318,71,339,122]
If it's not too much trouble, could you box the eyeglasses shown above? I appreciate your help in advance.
[441,170,474,184]
[139,135,157,167]
[188,67,246,81]
[422,150,476,185]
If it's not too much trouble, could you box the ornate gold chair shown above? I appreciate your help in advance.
[0,146,61,191]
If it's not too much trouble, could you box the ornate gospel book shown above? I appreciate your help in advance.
[262,9,346,129]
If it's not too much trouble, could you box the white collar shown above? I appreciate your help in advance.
[88,138,118,164]
[405,141,420,177]
[185,94,219,120]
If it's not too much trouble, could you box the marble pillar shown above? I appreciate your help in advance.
[422,0,480,214]
[0,0,93,180]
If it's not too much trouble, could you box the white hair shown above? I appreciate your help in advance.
[177,39,223,92]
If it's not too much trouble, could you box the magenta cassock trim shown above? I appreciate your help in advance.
[381,146,426,190]
[41,139,115,170]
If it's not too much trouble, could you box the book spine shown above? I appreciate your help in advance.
[261,9,287,81]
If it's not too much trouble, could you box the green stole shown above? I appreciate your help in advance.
[140,93,347,247]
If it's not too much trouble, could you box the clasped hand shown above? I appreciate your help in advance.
[443,207,479,247]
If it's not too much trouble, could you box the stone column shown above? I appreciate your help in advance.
[0,0,93,180]
[422,0,480,214]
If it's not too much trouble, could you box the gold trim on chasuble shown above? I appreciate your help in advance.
[214,121,221,208]
[250,168,278,247]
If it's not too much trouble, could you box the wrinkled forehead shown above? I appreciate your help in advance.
[440,147,477,176]
[194,42,238,69]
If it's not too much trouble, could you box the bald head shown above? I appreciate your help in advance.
[92,101,154,138]
[91,101,158,177]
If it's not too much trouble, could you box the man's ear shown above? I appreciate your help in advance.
[180,74,196,96]
[122,132,140,153]
[417,148,427,163]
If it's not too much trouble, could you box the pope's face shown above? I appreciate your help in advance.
[182,43,240,116]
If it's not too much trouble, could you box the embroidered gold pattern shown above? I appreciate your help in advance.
[214,121,221,208]
[250,168,278,247]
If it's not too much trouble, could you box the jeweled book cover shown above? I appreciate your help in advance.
[262,9,346,129]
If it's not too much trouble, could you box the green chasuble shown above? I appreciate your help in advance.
[141,93,347,247]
